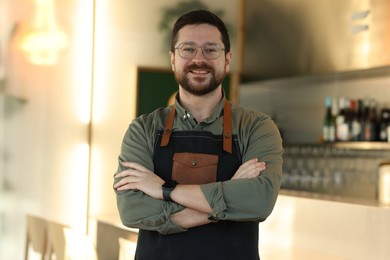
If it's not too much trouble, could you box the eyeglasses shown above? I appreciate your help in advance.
[175,42,225,60]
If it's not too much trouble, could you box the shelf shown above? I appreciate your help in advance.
[285,142,390,150]
[332,142,390,150]
[279,189,383,207]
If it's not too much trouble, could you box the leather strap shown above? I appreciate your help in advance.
[160,106,175,147]
[160,101,233,154]
[223,101,233,154]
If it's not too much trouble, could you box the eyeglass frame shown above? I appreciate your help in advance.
[174,42,226,60]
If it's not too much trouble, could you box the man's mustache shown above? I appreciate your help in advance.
[184,63,214,74]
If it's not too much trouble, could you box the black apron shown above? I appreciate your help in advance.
[135,101,260,260]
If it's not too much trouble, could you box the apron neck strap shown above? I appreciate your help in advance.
[160,106,176,147]
[223,101,233,154]
[160,101,233,154]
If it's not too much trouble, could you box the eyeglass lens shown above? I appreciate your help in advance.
[177,43,224,59]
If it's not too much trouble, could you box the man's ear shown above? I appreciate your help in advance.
[225,52,232,72]
[169,51,175,71]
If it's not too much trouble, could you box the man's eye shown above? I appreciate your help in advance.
[182,46,196,53]
[204,47,218,53]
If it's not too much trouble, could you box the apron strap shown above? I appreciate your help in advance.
[160,106,175,147]
[223,101,233,154]
[160,101,233,154]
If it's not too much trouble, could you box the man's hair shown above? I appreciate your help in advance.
[170,10,230,54]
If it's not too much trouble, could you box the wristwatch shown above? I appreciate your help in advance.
[162,180,178,202]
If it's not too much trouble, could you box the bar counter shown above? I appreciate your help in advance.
[95,192,390,260]
[260,191,390,260]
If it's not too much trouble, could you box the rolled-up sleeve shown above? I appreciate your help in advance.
[114,115,186,235]
[201,115,283,222]
[115,189,186,234]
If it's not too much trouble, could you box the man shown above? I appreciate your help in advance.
[113,10,283,260]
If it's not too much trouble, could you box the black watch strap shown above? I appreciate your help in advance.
[162,187,173,202]
[162,180,178,202]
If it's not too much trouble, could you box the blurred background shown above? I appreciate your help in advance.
[0,0,389,259]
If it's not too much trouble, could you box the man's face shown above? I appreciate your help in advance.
[170,24,232,96]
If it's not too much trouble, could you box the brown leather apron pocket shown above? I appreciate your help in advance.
[172,152,218,184]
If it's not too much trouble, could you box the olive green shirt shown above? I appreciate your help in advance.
[114,95,283,235]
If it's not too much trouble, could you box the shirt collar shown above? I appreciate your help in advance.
[174,89,227,123]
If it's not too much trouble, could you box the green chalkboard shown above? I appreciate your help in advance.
[136,67,232,116]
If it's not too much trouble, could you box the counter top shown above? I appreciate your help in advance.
[260,193,390,260]
[261,247,345,260]
[280,189,390,208]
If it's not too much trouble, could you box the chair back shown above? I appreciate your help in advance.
[25,215,49,260]
[118,237,137,260]
[63,227,98,260]
[47,220,68,260]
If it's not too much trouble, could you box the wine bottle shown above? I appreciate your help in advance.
[336,97,349,141]
[379,107,390,142]
[370,100,379,141]
[350,99,361,141]
[363,99,378,141]
[357,99,365,141]
[331,97,338,142]
[323,96,334,142]
[344,98,352,141]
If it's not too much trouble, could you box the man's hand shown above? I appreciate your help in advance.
[114,158,265,199]
[231,158,266,180]
[114,162,165,199]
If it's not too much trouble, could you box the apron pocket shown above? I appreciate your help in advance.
[172,152,218,184]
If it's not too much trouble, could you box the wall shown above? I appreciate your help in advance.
[0,0,94,258]
[0,0,241,259]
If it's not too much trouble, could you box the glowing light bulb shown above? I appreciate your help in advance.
[20,0,68,65]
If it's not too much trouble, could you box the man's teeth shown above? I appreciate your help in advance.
[192,70,208,74]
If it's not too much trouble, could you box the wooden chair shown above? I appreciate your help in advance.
[47,220,68,260]
[24,214,49,260]
[25,215,97,260]
[63,226,98,260]
[96,220,137,260]
[118,237,137,260]
[47,220,98,260]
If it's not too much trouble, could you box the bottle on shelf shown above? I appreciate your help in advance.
[350,99,362,141]
[363,99,379,141]
[379,106,390,142]
[323,96,335,142]
[331,97,338,141]
[357,99,365,141]
[321,96,390,143]
[336,97,349,142]
[344,98,352,140]
[371,100,379,141]
[361,98,370,141]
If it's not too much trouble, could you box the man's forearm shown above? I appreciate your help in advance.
[170,184,212,214]
[170,207,211,228]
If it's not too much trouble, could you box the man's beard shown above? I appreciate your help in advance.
[174,63,226,96]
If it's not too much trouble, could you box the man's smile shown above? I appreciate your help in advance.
[190,69,209,74]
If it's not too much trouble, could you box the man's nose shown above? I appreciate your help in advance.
[192,47,207,61]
